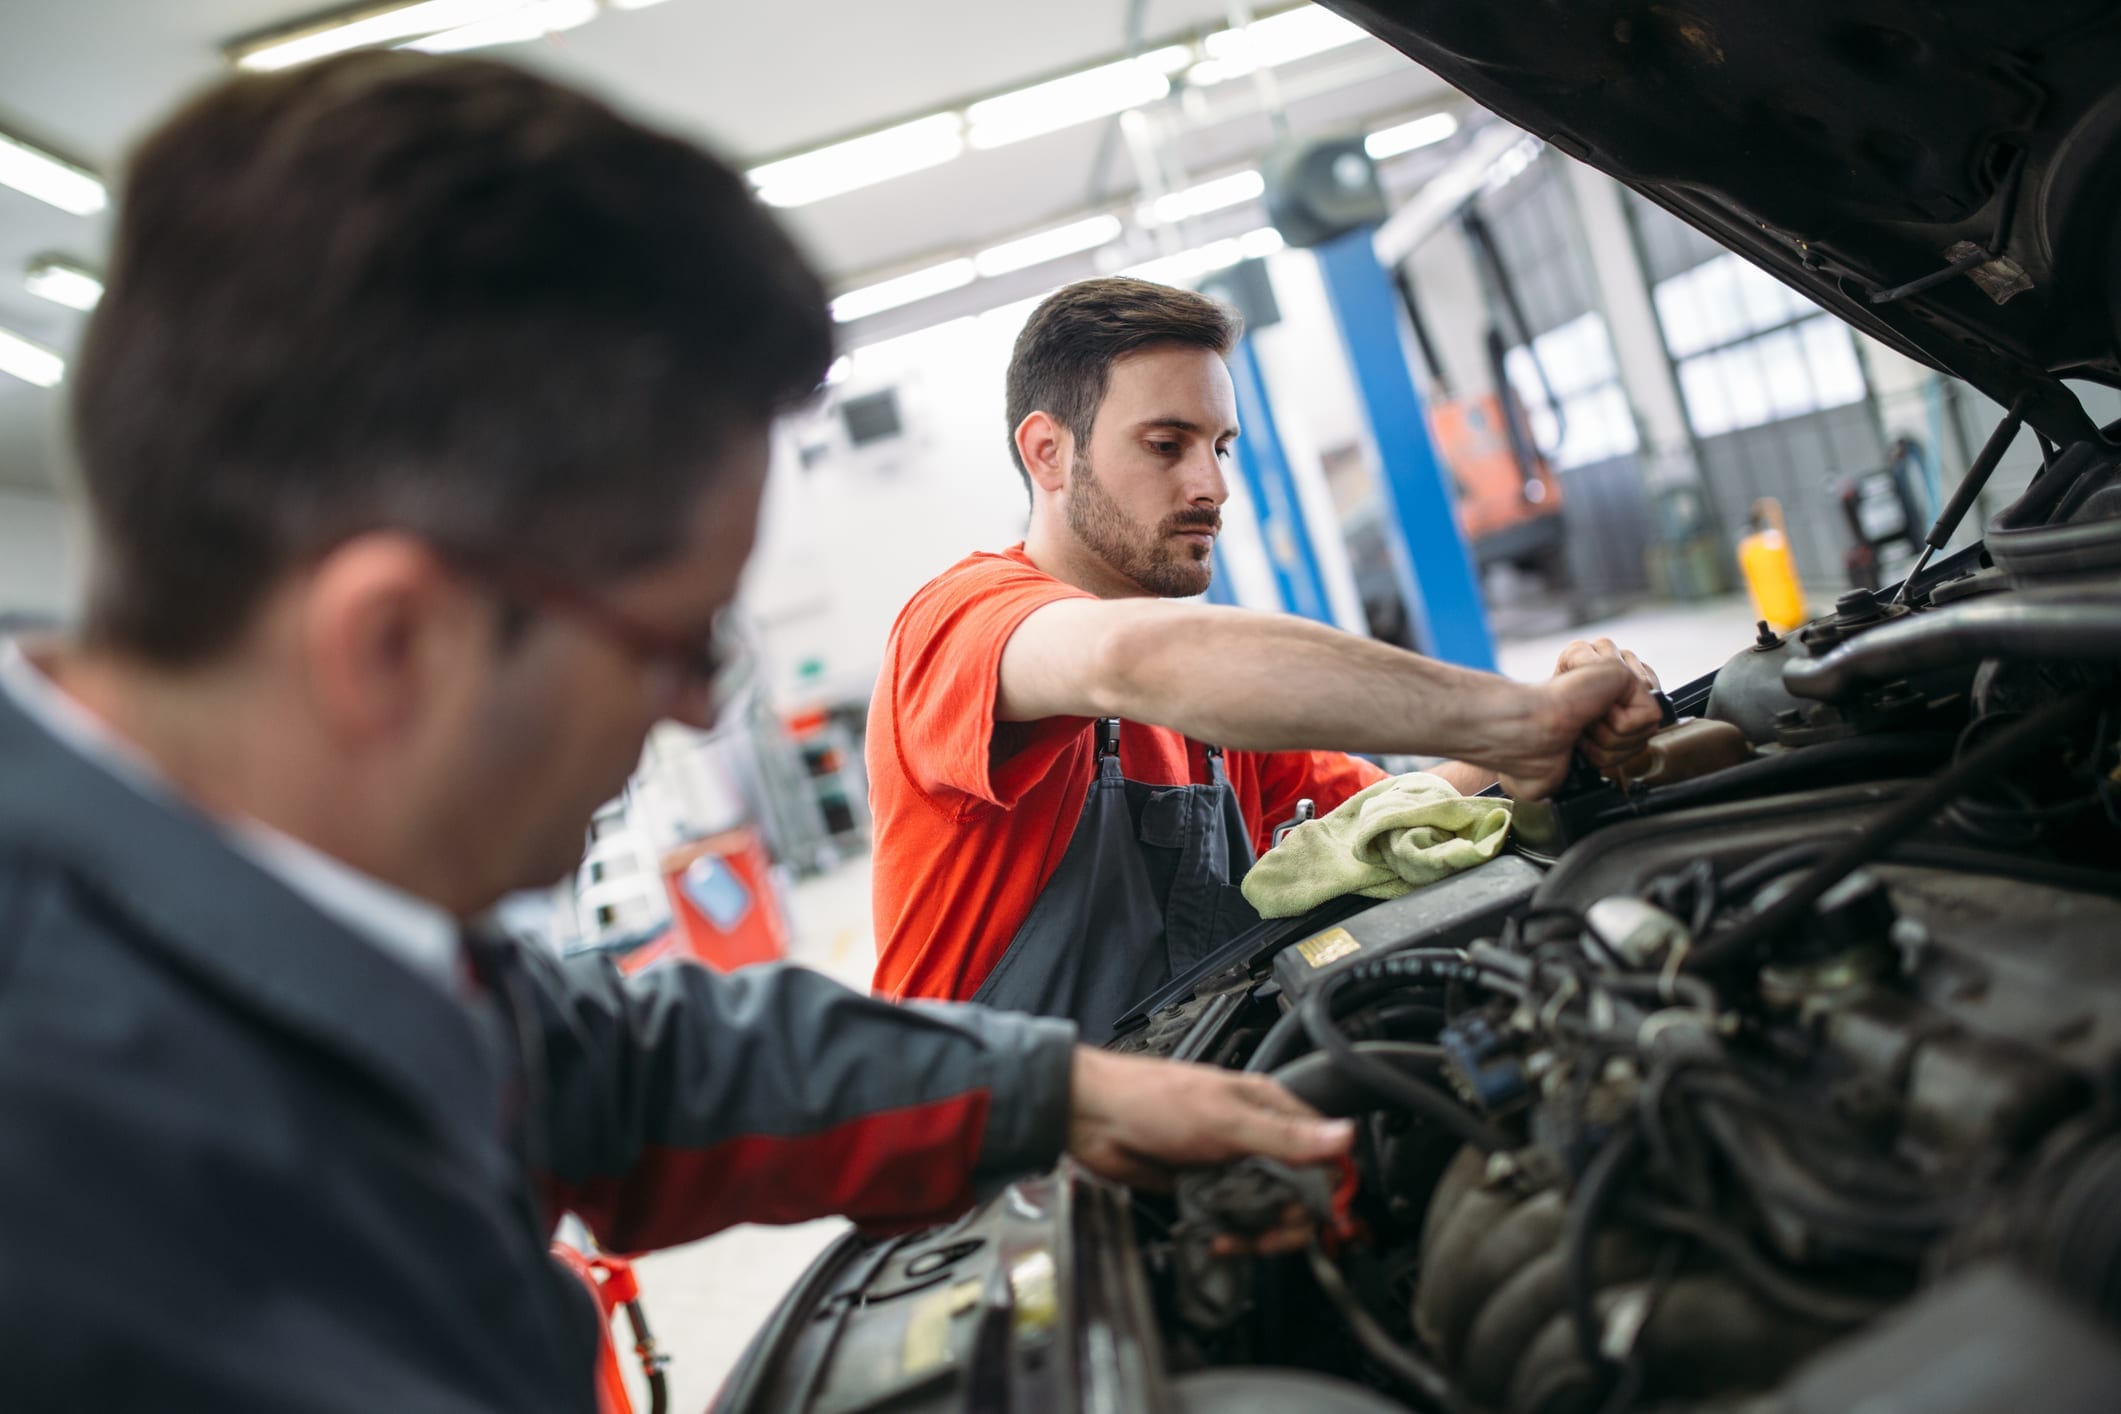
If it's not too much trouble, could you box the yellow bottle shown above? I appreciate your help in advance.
[1737,498,1807,631]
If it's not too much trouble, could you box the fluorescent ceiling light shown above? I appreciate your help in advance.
[966,48,1189,150]
[750,113,965,208]
[24,257,102,311]
[0,326,65,389]
[831,258,977,323]
[973,214,1123,277]
[0,132,107,216]
[608,0,674,7]
[1203,6,1367,70]
[1123,227,1283,287]
[400,0,596,53]
[1366,112,1459,160]
[1149,169,1264,225]
[230,0,539,70]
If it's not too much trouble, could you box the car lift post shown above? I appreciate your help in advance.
[1314,227,1498,670]
[1225,335,1334,623]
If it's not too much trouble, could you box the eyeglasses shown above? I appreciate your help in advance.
[450,557,751,729]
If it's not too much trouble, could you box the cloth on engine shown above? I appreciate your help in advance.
[1240,771,1512,918]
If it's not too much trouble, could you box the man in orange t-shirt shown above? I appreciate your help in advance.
[869,278,1661,1040]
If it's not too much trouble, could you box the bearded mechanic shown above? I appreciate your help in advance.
[869,279,1662,1040]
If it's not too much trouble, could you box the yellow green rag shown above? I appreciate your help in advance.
[1241,772,1514,918]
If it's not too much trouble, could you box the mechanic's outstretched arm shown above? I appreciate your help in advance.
[999,599,1662,797]
[516,947,1351,1252]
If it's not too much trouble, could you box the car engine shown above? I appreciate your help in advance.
[719,439,2121,1414]
[1097,434,2121,1413]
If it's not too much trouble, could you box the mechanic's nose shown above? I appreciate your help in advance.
[1187,447,1231,507]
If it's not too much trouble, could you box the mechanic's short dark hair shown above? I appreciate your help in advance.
[70,49,832,665]
[1004,277,1241,491]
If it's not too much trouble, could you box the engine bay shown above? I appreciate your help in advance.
[720,436,2121,1413]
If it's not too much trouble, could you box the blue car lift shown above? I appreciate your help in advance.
[1314,228,1498,671]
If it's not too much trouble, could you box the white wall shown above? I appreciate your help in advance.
[742,312,1037,711]
[0,488,81,622]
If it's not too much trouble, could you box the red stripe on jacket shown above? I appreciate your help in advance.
[548,1089,992,1253]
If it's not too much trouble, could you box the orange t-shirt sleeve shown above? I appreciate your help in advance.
[888,560,1095,812]
[1250,750,1391,858]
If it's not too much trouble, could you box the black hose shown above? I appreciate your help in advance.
[1246,950,1471,1074]
[1564,1126,1645,1374]
[1623,1199,1896,1326]
[1306,1242,1470,1414]
[1783,597,2121,700]
[1684,688,2108,972]
[1296,956,1516,1152]
[1272,1042,1448,1117]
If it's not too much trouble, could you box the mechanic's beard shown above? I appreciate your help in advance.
[1065,452,1216,598]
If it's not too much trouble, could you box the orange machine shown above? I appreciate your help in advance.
[1427,391,1567,570]
[613,825,791,978]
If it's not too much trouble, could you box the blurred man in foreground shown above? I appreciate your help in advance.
[0,53,1351,1411]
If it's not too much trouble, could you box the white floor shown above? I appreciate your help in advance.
[611,593,1764,1413]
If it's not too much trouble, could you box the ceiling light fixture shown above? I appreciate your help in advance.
[1365,111,1459,160]
[400,0,597,53]
[1201,6,1367,73]
[831,258,977,324]
[750,113,966,208]
[1122,226,1283,287]
[0,132,107,216]
[228,0,540,70]
[973,214,1124,277]
[965,47,1190,150]
[24,257,102,312]
[1148,169,1264,225]
[0,325,65,389]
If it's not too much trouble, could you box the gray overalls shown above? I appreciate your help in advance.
[969,718,1263,1043]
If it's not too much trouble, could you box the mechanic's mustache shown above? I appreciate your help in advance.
[1163,512,1223,534]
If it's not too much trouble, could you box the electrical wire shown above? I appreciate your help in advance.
[1684,688,2109,972]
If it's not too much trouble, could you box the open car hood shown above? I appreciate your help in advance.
[1327,0,2121,446]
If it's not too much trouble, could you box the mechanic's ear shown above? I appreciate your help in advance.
[1015,411,1070,495]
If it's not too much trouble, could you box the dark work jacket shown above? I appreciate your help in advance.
[0,681,1075,1412]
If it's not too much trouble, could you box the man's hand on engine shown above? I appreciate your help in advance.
[1487,639,1664,797]
[1067,1048,1353,1252]
[1555,637,1664,774]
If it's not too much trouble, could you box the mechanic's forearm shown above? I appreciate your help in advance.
[1099,603,1534,763]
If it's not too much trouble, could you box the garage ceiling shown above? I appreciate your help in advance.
[0,0,1455,493]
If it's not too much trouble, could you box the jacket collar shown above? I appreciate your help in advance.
[0,682,504,1148]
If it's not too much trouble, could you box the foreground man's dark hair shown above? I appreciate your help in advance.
[70,49,833,665]
[1003,276,1241,492]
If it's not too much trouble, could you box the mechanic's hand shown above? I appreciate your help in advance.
[1066,1048,1354,1196]
[1490,657,1643,798]
[1552,637,1663,774]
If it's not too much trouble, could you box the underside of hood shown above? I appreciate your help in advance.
[1328,0,2121,448]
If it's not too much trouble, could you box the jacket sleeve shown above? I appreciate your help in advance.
[509,946,1078,1253]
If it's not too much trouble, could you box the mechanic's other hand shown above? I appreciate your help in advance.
[1553,637,1663,773]
[1066,1048,1354,1194]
